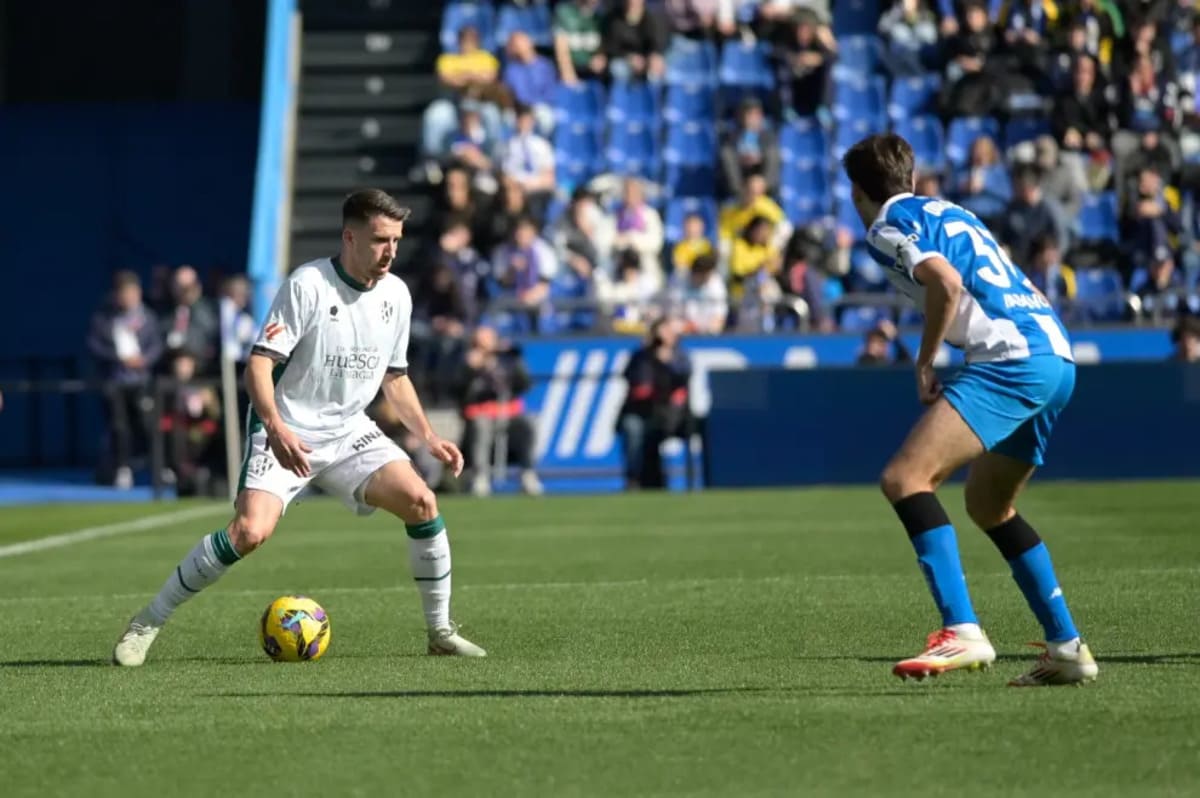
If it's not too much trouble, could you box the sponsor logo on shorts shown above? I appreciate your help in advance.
[351,429,384,452]
[248,454,274,477]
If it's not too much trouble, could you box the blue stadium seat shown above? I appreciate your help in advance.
[493,2,552,50]
[663,163,718,198]
[849,244,888,291]
[836,199,866,241]
[833,117,885,161]
[888,74,941,123]
[782,159,830,197]
[946,116,1001,168]
[779,117,828,169]
[441,2,495,52]
[1074,268,1127,321]
[607,80,660,126]
[719,40,774,89]
[665,36,718,87]
[554,122,604,189]
[837,35,880,75]
[664,197,719,243]
[839,305,889,332]
[1078,191,1119,242]
[832,0,880,35]
[605,122,660,179]
[895,115,945,171]
[832,168,854,204]
[663,83,716,124]
[553,80,606,126]
[663,122,716,166]
[1004,115,1052,150]
[832,74,886,124]
[783,190,832,226]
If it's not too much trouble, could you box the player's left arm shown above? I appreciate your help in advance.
[380,372,464,477]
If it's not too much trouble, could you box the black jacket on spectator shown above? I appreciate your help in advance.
[602,8,668,60]
[88,302,164,384]
[1052,87,1114,145]
[619,346,691,428]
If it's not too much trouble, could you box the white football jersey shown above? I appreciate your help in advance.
[250,257,411,444]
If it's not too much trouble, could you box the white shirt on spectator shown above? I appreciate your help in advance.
[502,132,556,190]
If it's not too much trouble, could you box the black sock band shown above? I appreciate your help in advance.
[892,492,952,539]
[985,514,1042,560]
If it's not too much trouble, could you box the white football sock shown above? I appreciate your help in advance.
[144,529,241,625]
[406,517,451,630]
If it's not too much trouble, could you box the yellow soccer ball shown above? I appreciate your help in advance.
[258,595,331,662]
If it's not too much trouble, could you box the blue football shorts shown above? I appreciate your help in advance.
[941,354,1076,466]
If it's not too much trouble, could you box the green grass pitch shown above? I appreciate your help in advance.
[2,482,1198,797]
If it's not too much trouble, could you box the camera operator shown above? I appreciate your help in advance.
[616,318,692,490]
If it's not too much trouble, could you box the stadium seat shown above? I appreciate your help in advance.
[779,116,828,169]
[945,116,1001,168]
[440,2,495,52]
[554,122,604,189]
[849,244,888,291]
[605,121,660,179]
[833,117,885,161]
[895,115,945,171]
[836,199,866,241]
[836,35,880,75]
[1003,115,1052,150]
[832,0,880,35]
[493,2,552,50]
[719,40,774,89]
[663,83,716,124]
[888,74,941,124]
[663,122,716,166]
[832,74,886,125]
[665,36,718,87]
[607,80,660,126]
[664,196,719,243]
[1073,268,1127,321]
[553,80,606,126]
[1078,191,1119,242]
[663,163,718,198]
[839,304,889,332]
[783,191,832,226]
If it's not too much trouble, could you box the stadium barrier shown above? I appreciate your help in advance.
[704,362,1200,486]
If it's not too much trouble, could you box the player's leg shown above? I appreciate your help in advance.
[113,428,303,666]
[882,397,996,679]
[966,380,1098,685]
[358,459,486,656]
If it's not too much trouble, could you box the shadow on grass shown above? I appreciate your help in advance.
[208,687,774,699]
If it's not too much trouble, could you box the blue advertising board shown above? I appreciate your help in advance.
[515,327,1176,487]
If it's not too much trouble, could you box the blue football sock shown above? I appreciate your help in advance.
[985,515,1079,643]
[893,493,978,627]
[1009,543,1079,642]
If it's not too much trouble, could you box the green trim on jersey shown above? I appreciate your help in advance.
[332,256,372,292]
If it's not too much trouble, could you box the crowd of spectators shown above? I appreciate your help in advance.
[412,0,1200,362]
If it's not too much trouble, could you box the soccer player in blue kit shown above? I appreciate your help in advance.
[843,134,1098,686]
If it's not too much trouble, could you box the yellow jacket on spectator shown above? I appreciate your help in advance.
[672,238,713,272]
[719,196,786,241]
[436,49,499,83]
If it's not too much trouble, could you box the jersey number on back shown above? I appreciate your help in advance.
[942,219,1033,290]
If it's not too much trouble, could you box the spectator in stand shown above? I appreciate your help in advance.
[1055,1,1123,77]
[1131,244,1188,318]
[729,215,785,331]
[1176,14,1200,158]
[597,249,658,334]
[915,169,944,197]
[87,270,164,489]
[1052,54,1115,157]
[777,9,836,118]
[1024,234,1078,317]
[455,326,543,497]
[481,175,536,255]
[491,215,559,333]
[718,172,791,257]
[612,177,666,290]
[940,0,1001,119]
[719,96,781,198]
[616,318,692,491]
[1032,135,1087,232]
[1113,52,1182,187]
[1120,166,1182,271]
[878,0,940,78]
[856,319,913,365]
[604,0,669,83]
[668,253,729,334]
[159,348,222,497]
[438,165,493,248]
[782,222,837,331]
[423,26,504,158]
[551,186,616,279]
[500,105,556,222]
[554,0,607,85]
[1002,164,1071,268]
[410,219,477,401]
[160,265,218,374]
[671,212,715,274]
[447,105,497,180]
[503,31,559,137]
[952,134,1011,227]
[217,274,255,365]
[1169,315,1200,362]
[664,0,721,39]
[1114,14,1178,78]
[934,0,1005,37]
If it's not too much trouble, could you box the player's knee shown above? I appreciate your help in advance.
[409,487,438,523]
[879,462,913,504]
[964,490,1013,530]
[228,515,275,556]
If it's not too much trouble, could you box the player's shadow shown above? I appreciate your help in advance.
[212,687,771,699]
[0,658,109,668]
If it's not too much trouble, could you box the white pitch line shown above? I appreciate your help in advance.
[0,505,228,559]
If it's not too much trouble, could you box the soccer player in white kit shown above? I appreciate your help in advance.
[113,189,486,665]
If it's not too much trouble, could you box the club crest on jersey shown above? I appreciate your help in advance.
[381,301,394,323]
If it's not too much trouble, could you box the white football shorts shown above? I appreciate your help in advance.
[238,417,410,515]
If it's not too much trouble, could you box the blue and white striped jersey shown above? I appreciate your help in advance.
[865,193,1074,364]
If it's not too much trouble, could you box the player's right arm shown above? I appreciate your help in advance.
[245,272,316,477]
[912,256,963,405]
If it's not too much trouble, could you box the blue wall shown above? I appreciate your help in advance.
[706,362,1200,486]
[0,102,259,361]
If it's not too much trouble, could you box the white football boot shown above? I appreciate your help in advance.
[893,625,997,681]
[112,611,162,667]
[427,621,487,657]
[1009,639,1099,686]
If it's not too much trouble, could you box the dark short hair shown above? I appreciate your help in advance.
[841,133,915,204]
[691,253,717,275]
[1172,315,1200,342]
[113,270,140,290]
[342,188,411,227]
